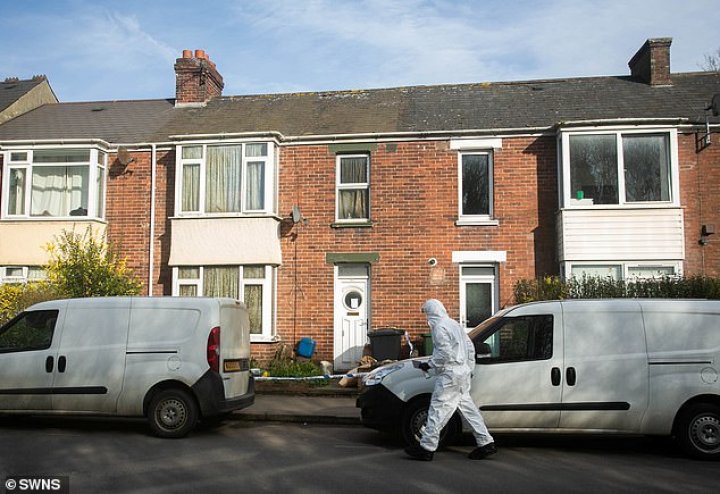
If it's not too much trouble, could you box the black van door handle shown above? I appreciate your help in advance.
[46,356,54,373]
[58,356,67,373]
[566,367,577,386]
[551,367,561,386]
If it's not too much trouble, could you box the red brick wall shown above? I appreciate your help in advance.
[680,131,720,276]
[274,137,558,363]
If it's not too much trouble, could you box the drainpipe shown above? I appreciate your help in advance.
[148,144,157,295]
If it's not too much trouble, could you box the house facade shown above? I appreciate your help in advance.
[0,39,718,369]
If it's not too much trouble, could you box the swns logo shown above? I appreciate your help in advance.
[4,476,69,493]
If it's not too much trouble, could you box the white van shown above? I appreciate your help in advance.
[357,299,720,459]
[0,297,254,438]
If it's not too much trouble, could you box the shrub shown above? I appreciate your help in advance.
[514,275,720,304]
[45,227,142,298]
[267,358,324,378]
[0,282,61,326]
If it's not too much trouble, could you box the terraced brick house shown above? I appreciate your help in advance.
[0,39,718,369]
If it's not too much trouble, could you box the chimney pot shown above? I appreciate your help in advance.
[194,49,206,59]
[182,49,192,59]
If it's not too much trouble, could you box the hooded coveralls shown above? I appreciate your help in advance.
[419,299,494,452]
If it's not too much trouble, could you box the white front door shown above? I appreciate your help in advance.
[334,264,369,371]
[460,266,497,331]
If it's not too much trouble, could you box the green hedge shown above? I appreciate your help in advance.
[514,275,720,304]
[0,282,62,326]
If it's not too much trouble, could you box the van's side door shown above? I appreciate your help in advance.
[51,304,131,413]
[559,301,649,431]
[0,309,62,411]
[470,309,563,429]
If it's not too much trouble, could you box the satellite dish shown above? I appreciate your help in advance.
[117,147,135,167]
[291,205,302,224]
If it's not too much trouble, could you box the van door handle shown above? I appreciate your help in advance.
[566,367,577,386]
[46,356,54,373]
[58,356,67,373]
[551,367,561,386]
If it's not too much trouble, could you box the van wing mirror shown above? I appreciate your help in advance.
[476,342,492,362]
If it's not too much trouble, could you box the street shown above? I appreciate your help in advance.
[0,416,718,493]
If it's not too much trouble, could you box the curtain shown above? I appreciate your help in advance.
[203,266,239,299]
[182,164,200,211]
[244,284,263,334]
[31,166,88,217]
[338,157,368,219]
[206,145,242,213]
[245,161,265,210]
[8,168,25,215]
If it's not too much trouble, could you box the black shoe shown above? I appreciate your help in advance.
[405,444,434,461]
[468,442,497,460]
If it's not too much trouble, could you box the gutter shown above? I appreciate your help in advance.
[148,144,157,295]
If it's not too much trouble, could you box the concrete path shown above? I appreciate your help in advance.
[232,394,361,425]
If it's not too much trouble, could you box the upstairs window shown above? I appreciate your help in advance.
[2,149,106,219]
[177,142,273,215]
[336,155,370,222]
[564,130,675,207]
[457,151,495,224]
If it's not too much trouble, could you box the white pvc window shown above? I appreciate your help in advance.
[562,129,677,208]
[0,266,47,284]
[336,155,370,222]
[569,262,678,280]
[459,152,493,221]
[173,265,274,341]
[2,148,106,219]
[176,142,273,215]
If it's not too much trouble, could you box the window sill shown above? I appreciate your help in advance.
[455,218,500,227]
[250,335,280,344]
[331,221,374,229]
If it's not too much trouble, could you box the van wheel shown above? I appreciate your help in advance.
[401,398,459,449]
[148,389,199,438]
[676,403,720,460]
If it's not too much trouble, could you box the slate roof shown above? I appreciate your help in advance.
[0,78,45,113]
[0,72,718,145]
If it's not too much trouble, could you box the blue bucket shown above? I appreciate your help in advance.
[296,337,316,358]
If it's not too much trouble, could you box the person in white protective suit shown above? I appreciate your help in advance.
[404,299,496,461]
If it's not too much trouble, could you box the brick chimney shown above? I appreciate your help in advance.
[628,38,672,86]
[174,49,224,107]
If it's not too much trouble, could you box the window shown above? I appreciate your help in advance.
[2,148,106,219]
[0,266,47,284]
[565,131,674,206]
[474,315,553,364]
[459,152,493,220]
[0,309,58,353]
[568,262,678,281]
[336,155,369,222]
[177,142,273,215]
[174,265,274,340]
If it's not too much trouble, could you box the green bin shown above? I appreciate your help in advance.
[422,333,433,356]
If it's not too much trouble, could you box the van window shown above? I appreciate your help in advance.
[475,315,553,363]
[0,310,58,353]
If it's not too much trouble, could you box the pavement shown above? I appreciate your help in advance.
[231,379,362,425]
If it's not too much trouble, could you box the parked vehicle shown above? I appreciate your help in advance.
[357,299,720,459]
[0,297,254,437]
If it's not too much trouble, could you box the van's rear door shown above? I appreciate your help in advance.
[218,300,251,400]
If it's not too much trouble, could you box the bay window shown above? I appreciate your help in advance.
[174,265,274,340]
[563,130,676,207]
[176,142,273,215]
[2,148,106,219]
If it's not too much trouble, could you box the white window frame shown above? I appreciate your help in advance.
[0,266,47,284]
[172,265,275,342]
[456,150,497,226]
[560,127,679,209]
[459,264,498,330]
[174,142,275,216]
[566,261,681,281]
[1,147,107,220]
[335,154,370,223]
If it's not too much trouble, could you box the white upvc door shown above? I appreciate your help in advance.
[333,265,369,371]
[459,266,497,331]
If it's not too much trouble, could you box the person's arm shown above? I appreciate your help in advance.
[429,325,452,372]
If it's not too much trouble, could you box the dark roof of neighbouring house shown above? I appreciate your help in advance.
[0,72,718,145]
[0,78,47,113]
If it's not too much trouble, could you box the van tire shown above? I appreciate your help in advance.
[676,403,720,460]
[148,389,199,438]
[401,398,459,449]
